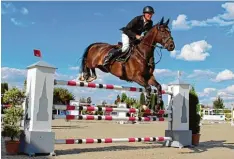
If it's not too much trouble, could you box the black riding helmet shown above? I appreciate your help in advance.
[143,6,154,14]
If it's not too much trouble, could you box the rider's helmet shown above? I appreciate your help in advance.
[143,6,155,14]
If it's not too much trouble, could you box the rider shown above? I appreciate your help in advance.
[103,6,155,67]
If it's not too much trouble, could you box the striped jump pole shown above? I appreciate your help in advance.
[55,136,172,144]
[53,105,172,115]
[53,115,169,121]
[54,80,173,95]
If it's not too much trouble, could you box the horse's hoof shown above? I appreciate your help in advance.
[79,76,85,81]
[86,77,96,82]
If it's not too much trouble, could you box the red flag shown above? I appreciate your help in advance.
[34,49,42,57]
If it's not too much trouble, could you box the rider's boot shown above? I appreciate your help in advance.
[103,49,121,67]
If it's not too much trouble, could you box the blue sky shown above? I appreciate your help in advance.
[1,1,234,108]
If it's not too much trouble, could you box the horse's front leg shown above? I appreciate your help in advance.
[148,75,163,112]
[133,74,152,108]
[145,85,152,107]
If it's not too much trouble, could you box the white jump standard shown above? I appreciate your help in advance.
[20,61,192,156]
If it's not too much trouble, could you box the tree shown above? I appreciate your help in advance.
[150,94,156,110]
[213,96,225,109]
[3,87,26,106]
[102,100,107,105]
[53,87,75,105]
[189,86,201,134]
[1,82,9,104]
[114,95,121,104]
[121,93,127,102]
[87,97,92,104]
[1,82,9,95]
[139,92,145,105]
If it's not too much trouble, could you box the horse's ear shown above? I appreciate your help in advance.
[160,17,164,25]
[165,18,170,26]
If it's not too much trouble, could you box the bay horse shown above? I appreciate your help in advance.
[78,17,175,112]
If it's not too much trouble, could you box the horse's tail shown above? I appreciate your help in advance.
[80,44,94,73]
[80,42,105,74]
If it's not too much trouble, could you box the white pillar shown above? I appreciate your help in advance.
[165,82,191,148]
[21,61,56,156]
[167,83,190,131]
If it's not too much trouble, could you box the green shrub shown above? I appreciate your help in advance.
[189,87,201,134]
[2,106,24,141]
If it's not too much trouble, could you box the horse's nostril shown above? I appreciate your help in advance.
[170,44,174,48]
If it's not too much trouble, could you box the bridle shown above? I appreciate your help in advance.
[136,24,173,65]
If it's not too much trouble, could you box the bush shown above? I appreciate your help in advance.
[189,87,201,134]
[2,106,24,141]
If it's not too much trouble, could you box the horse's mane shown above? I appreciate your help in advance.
[147,17,170,34]
[142,17,170,40]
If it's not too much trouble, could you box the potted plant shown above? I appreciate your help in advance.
[2,87,25,155]
[2,106,24,155]
[189,87,201,146]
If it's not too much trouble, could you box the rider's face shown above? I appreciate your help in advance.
[144,13,153,21]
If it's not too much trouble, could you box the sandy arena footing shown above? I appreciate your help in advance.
[3,119,234,159]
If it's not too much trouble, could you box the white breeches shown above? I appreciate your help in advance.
[121,33,130,52]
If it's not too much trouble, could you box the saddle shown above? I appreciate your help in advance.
[110,42,133,62]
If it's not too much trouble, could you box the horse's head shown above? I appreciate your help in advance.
[153,17,175,51]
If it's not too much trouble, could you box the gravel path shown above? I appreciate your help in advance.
[2,120,234,159]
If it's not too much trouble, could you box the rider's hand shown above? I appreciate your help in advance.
[135,35,142,40]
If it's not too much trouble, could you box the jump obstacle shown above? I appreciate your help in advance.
[20,61,192,156]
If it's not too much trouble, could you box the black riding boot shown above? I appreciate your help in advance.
[103,49,121,66]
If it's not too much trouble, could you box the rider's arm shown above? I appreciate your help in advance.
[143,20,153,36]
[123,16,140,39]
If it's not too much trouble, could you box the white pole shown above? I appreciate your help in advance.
[231,106,234,126]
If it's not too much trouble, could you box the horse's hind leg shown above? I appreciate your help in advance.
[79,65,91,81]
[86,68,97,82]
[148,75,163,112]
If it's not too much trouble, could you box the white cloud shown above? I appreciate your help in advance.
[161,84,168,90]
[169,50,179,58]
[172,40,212,61]
[172,3,234,34]
[220,2,234,20]
[2,2,32,27]
[21,7,28,15]
[1,67,27,82]
[198,88,217,97]
[154,69,177,77]
[2,3,29,15]
[204,88,216,94]
[10,18,23,26]
[69,66,80,70]
[214,69,234,82]
[94,12,103,16]
[223,85,234,95]
[187,69,216,79]
[55,72,75,81]
[172,14,191,30]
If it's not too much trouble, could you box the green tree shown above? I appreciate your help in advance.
[150,94,155,110]
[53,87,75,104]
[189,86,201,134]
[114,95,121,104]
[139,92,145,105]
[121,93,127,102]
[213,96,225,109]
[1,82,9,104]
[3,87,26,106]
[102,100,107,105]
[1,82,9,95]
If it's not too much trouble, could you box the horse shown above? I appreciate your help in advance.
[78,17,175,112]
